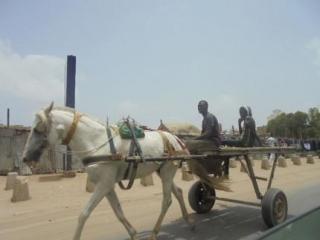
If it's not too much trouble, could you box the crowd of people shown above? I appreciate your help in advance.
[265,136,320,151]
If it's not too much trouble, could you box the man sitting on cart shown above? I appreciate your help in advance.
[223,106,262,147]
[185,100,225,177]
[186,100,221,153]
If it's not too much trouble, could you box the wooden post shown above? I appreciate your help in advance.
[11,176,31,202]
[140,174,154,186]
[250,156,255,167]
[5,172,18,190]
[229,158,237,168]
[181,164,194,181]
[261,156,271,170]
[307,155,315,164]
[291,154,302,165]
[278,156,287,168]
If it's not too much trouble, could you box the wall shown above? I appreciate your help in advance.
[0,126,82,175]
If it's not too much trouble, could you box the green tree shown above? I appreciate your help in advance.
[292,111,308,139]
[307,108,320,138]
[267,113,287,137]
[266,110,311,139]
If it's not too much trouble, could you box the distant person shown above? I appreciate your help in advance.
[266,136,277,147]
[238,106,252,135]
[278,138,287,147]
[303,142,311,151]
[266,135,278,163]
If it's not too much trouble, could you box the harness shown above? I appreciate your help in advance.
[109,124,187,190]
[62,112,82,146]
[61,113,138,190]
[62,112,186,190]
[107,119,142,190]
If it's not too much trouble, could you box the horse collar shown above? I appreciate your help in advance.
[62,112,82,145]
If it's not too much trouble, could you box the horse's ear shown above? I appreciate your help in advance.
[34,113,46,132]
[45,102,54,116]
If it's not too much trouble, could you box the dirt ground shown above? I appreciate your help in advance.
[1,156,320,240]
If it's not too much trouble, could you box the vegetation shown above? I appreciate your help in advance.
[267,107,320,139]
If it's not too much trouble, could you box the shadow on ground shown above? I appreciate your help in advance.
[134,205,270,240]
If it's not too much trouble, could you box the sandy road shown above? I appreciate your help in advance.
[1,157,320,240]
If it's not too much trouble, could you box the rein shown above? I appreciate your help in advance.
[55,133,117,156]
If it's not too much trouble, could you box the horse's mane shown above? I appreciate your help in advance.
[52,106,107,127]
[39,106,146,131]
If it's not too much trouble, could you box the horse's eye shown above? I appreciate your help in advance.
[42,138,48,147]
[34,128,47,139]
[33,128,41,134]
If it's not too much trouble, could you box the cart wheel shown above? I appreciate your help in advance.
[188,181,216,214]
[261,188,288,228]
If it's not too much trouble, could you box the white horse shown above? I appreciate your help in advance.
[22,103,194,240]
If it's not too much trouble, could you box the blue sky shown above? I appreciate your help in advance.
[0,1,320,130]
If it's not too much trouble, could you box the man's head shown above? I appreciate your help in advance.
[239,106,248,119]
[198,100,208,115]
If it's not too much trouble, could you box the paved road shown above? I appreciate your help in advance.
[111,181,320,240]
[243,183,320,240]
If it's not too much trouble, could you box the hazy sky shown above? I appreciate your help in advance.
[0,1,320,130]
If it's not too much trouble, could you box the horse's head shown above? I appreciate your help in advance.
[22,102,54,167]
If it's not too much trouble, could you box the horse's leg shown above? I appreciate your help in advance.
[106,189,138,240]
[171,183,195,230]
[149,163,177,240]
[154,169,193,227]
[73,181,113,240]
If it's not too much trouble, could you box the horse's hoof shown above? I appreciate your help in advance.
[129,229,138,240]
[148,233,157,240]
[187,216,196,231]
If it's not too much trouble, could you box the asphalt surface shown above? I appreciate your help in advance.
[92,182,320,240]
[120,179,320,240]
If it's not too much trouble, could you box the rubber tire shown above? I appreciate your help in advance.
[261,188,288,228]
[188,181,216,214]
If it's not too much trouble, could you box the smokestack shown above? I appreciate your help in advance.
[65,55,76,108]
[64,55,76,171]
